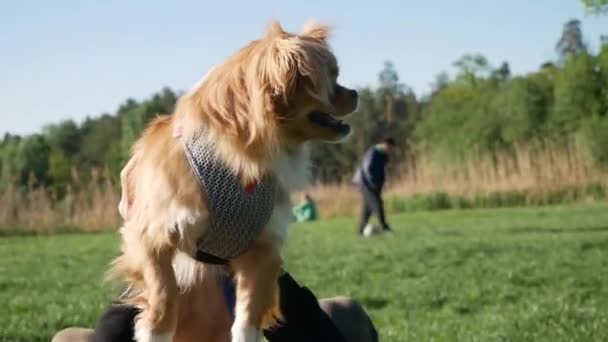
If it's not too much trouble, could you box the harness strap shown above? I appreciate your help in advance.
[195,250,229,265]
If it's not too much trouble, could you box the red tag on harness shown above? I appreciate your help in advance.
[244,181,257,194]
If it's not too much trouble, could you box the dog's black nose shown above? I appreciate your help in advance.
[348,89,358,99]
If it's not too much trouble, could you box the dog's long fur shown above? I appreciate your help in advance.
[109,20,358,342]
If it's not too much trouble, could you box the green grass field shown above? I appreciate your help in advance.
[2,204,608,342]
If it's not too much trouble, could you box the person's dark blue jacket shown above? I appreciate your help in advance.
[352,145,389,193]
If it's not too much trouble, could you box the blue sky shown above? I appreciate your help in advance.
[1,0,606,136]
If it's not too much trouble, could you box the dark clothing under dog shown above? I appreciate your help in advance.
[92,272,347,342]
[353,145,391,233]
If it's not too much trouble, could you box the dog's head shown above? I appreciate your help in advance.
[189,21,358,151]
[258,21,359,144]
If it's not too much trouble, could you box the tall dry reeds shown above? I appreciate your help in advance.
[391,142,605,196]
[301,142,608,218]
[1,142,606,233]
[0,168,121,234]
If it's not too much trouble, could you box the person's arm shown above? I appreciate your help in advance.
[292,203,307,222]
[293,202,306,214]
[361,150,382,192]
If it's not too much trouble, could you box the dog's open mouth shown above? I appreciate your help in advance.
[308,111,351,135]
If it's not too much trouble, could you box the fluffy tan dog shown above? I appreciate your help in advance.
[109,20,358,342]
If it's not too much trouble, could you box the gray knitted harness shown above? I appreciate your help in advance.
[183,131,278,264]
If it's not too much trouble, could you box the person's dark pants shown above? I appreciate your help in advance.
[358,185,390,234]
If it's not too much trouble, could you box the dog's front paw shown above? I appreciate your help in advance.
[231,320,259,342]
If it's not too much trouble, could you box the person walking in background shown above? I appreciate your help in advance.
[352,137,395,235]
[292,193,318,222]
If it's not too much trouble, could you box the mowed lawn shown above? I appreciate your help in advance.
[2,204,608,342]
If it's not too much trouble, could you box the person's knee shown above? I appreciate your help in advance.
[319,296,378,342]
[51,327,94,342]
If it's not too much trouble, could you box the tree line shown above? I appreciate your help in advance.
[1,19,607,195]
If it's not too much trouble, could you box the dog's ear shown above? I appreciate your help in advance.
[263,21,331,105]
[301,22,330,41]
[118,152,139,220]
[257,20,300,106]
[263,25,332,111]
[264,20,286,39]
[262,38,303,112]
